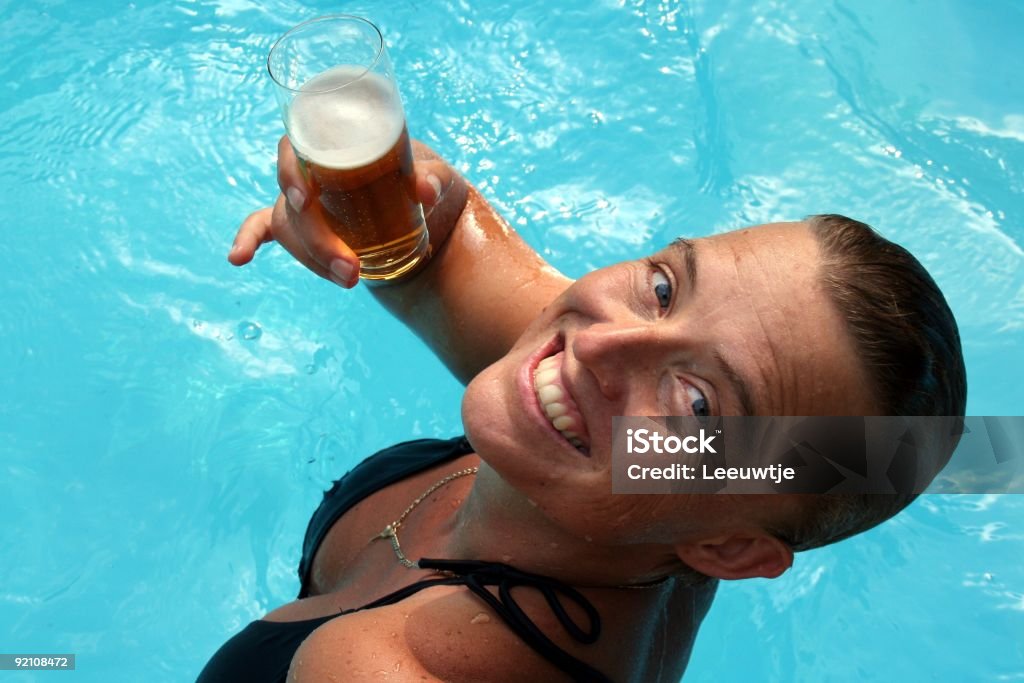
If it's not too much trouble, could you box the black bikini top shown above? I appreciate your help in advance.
[197,556,614,682]
[197,437,615,682]
[353,557,612,682]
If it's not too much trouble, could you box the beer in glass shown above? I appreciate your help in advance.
[268,16,428,281]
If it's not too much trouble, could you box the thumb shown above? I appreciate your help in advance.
[414,159,458,210]
[412,159,468,247]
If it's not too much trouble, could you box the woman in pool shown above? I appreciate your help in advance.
[200,140,966,682]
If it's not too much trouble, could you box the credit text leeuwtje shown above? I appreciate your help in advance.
[625,428,796,484]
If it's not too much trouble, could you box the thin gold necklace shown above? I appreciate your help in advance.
[371,466,479,569]
[371,465,667,590]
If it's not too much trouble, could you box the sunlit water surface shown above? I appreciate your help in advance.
[1,0,1022,680]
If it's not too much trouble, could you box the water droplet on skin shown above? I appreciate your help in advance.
[501,555,513,563]
[470,612,491,624]
[238,321,262,341]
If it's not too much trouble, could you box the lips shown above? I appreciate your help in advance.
[532,350,590,454]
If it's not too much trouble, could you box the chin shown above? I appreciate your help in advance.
[461,362,510,459]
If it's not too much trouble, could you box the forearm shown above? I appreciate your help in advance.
[369,184,572,384]
[233,138,571,384]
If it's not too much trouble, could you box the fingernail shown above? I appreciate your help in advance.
[330,258,355,287]
[286,187,306,213]
[426,174,442,202]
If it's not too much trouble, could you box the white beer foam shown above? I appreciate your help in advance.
[288,66,404,170]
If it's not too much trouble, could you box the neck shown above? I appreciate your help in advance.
[392,459,717,683]
[436,463,683,589]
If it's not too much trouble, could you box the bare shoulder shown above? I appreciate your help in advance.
[287,584,579,683]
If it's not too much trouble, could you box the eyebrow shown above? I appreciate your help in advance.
[670,236,758,416]
[670,237,698,293]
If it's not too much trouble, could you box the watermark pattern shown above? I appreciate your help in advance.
[612,416,1024,494]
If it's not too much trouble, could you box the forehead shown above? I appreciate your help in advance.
[680,222,817,282]
[659,222,872,415]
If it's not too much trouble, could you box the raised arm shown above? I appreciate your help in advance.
[229,138,572,383]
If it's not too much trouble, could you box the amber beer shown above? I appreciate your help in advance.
[287,66,427,280]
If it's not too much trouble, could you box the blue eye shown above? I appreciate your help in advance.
[686,385,710,417]
[652,270,672,309]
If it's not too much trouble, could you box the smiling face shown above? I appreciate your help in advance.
[461,222,875,544]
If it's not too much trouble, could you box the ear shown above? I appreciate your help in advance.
[675,533,794,580]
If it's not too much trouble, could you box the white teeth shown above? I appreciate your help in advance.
[551,415,574,432]
[543,401,568,419]
[533,351,586,451]
[535,367,559,385]
[538,384,563,403]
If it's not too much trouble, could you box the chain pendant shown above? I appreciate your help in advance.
[369,466,479,569]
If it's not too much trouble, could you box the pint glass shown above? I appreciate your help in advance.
[268,15,428,281]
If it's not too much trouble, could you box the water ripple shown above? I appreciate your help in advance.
[3,1,1023,681]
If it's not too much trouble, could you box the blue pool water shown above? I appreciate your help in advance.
[2,0,1022,680]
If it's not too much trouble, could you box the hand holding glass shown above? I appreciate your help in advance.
[268,15,428,281]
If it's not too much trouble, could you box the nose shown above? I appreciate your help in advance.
[572,323,668,401]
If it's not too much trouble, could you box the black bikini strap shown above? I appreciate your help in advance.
[350,558,614,683]
[420,559,601,642]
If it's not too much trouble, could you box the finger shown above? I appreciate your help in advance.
[276,136,308,214]
[413,160,469,245]
[261,195,342,284]
[229,207,275,265]
[289,198,362,288]
[272,138,361,288]
[414,159,458,208]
